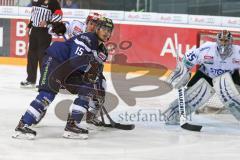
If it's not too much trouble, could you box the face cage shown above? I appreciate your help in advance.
[96,24,113,32]
[217,41,233,56]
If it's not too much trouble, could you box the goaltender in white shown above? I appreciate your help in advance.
[164,30,240,124]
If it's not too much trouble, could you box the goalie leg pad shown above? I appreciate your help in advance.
[167,62,191,88]
[213,72,240,121]
[164,78,215,124]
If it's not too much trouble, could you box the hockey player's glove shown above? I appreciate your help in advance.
[51,22,66,36]
[94,90,105,106]
[98,43,108,62]
[83,60,100,83]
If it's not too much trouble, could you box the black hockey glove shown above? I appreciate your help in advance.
[83,60,100,83]
[98,43,108,62]
[94,89,105,106]
[51,22,66,36]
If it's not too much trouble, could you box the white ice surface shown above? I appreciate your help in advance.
[1,65,240,160]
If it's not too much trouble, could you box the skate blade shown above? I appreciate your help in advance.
[12,131,35,140]
[87,124,106,131]
[63,131,88,140]
[20,85,36,89]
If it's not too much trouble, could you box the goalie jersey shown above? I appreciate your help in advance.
[183,42,240,78]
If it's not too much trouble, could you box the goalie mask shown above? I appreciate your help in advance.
[216,30,233,58]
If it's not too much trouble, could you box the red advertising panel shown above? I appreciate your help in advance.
[9,19,63,58]
[7,18,213,70]
[10,19,29,58]
[108,24,200,70]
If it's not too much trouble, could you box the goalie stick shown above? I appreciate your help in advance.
[174,33,202,132]
[177,87,202,131]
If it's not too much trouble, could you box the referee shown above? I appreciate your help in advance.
[21,0,63,88]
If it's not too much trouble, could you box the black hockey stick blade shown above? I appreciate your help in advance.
[101,105,135,130]
[113,123,135,130]
[103,123,135,130]
[181,123,202,132]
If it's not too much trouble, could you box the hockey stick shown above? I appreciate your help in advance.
[174,33,202,132]
[48,57,135,130]
[90,82,135,130]
[101,105,135,130]
[177,87,202,131]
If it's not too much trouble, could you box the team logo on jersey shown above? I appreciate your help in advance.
[72,26,83,36]
[73,26,82,33]
[203,55,214,64]
[210,68,231,76]
[232,58,240,65]
[98,52,107,61]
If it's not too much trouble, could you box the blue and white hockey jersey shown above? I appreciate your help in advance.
[45,32,107,73]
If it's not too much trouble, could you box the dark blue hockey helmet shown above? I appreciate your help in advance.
[96,17,114,32]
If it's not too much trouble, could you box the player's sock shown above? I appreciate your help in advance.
[22,91,55,126]
[32,110,47,125]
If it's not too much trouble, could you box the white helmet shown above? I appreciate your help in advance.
[86,12,102,24]
[216,30,233,57]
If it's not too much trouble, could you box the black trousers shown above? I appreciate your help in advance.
[26,27,52,83]
[187,69,240,87]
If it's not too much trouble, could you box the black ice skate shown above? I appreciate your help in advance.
[63,114,88,139]
[86,111,105,131]
[86,111,104,126]
[20,80,36,88]
[12,118,36,140]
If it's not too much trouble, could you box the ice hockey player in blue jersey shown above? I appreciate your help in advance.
[12,17,114,140]
[35,12,108,129]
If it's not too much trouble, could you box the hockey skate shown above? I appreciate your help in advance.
[20,80,36,88]
[86,111,105,131]
[63,114,88,139]
[12,118,36,140]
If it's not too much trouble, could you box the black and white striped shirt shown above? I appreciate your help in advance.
[30,0,63,28]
